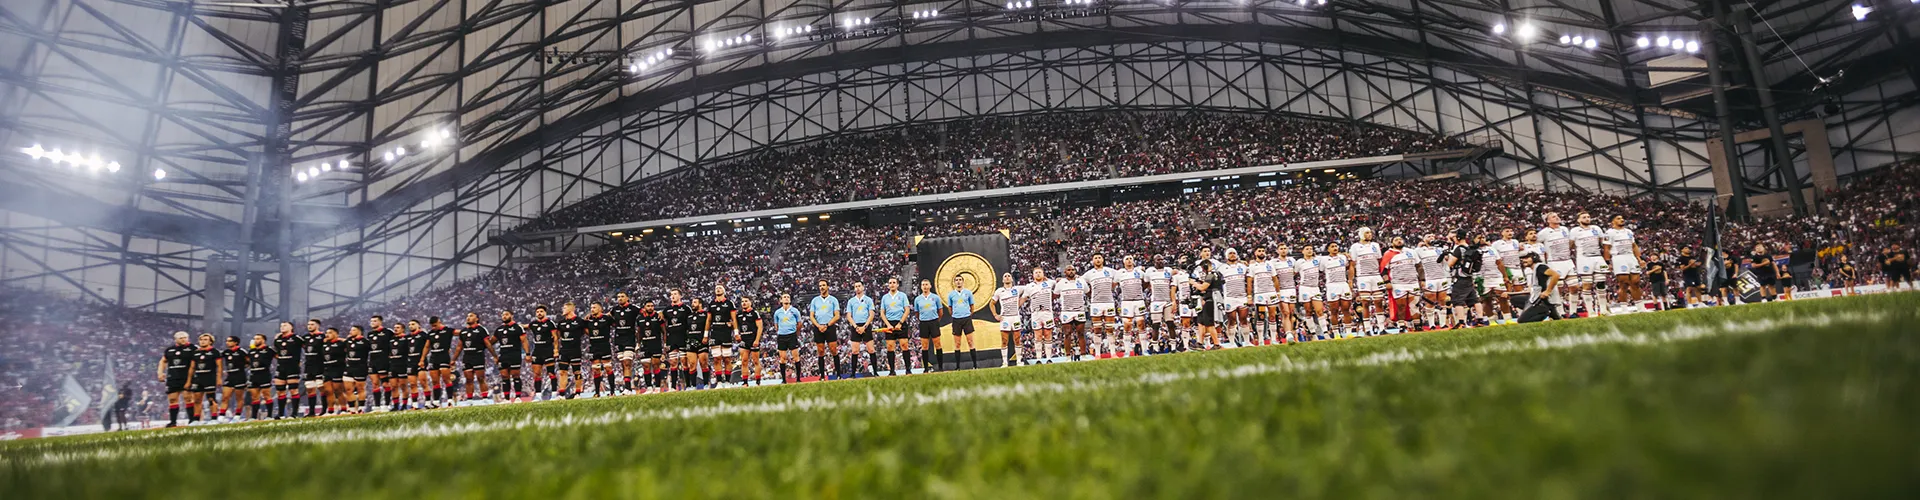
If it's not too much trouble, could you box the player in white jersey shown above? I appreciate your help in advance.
[1218,248,1251,345]
[1474,232,1512,323]
[1055,266,1090,360]
[1604,215,1643,312]
[1294,245,1327,339]
[1083,254,1117,354]
[1415,235,1449,329]
[1492,228,1526,295]
[1384,237,1422,331]
[1569,212,1610,316]
[1320,243,1355,338]
[1171,262,1194,351]
[1349,228,1387,335]
[1146,258,1175,353]
[1115,256,1149,356]
[1537,213,1577,317]
[1022,268,1057,364]
[1271,244,1300,342]
[1248,247,1280,345]
[990,273,1023,367]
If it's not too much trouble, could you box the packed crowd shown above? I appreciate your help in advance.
[0,287,182,431]
[523,112,1461,230]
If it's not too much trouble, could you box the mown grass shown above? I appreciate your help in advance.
[4,294,1917,499]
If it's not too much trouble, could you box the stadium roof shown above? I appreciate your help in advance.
[1,0,1912,252]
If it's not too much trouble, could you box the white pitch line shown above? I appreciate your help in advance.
[1,312,1880,467]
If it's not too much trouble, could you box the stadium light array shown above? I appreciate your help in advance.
[1558,33,1601,50]
[153,168,166,181]
[1065,0,1095,4]
[911,9,940,19]
[1004,1,1033,9]
[628,48,673,73]
[21,144,127,176]
[1851,4,1871,20]
[1642,34,1699,54]
[773,25,814,39]
[843,17,872,29]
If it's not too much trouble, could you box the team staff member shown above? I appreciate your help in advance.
[735,297,765,385]
[846,282,876,378]
[459,312,492,401]
[158,331,194,427]
[586,303,615,396]
[610,292,642,393]
[219,336,248,422]
[808,280,842,380]
[947,275,980,368]
[773,293,804,382]
[914,279,945,372]
[493,310,528,400]
[880,278,912,375]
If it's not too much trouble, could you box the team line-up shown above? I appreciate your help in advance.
[151,211,1776,427]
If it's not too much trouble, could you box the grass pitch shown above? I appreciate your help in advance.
[5,294,1919,499]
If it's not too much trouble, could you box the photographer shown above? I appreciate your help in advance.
[1443,230,1482,328]
[1517,252,1565,323]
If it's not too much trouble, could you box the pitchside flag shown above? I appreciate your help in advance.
[915,232,1011,369]
[1703,203,1726,292]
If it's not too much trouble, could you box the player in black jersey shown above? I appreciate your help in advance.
[220,336,248,422]
[661,290,695,391]
[610,292,641,393]
[270,321,303,419]
[158,331,194,427]
[459,312,492,402]
[585,303,614,396]
[706,285,739,388]
[636,301,665,392]
[526,305,560,399]
[736,296,765,385]
[402,319,430,409]
[321,328,347,415]
[300,319,327,417]
[389,321,417,410]
[686,297,711,389]
[555,303,588,398]
[345,326,371,413]
[423,316,457,407]
[366,315,394,410]
[244,334,273,420]
[493,310,529,400]
[187,333,222,424]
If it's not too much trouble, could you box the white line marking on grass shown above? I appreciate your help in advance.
[2,312,1882,467]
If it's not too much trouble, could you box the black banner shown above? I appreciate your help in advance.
[915,233,1011,369]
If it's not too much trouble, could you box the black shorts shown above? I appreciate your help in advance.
[223,373,247,388]
[707,331,734,346]
[1683,274,1702,288]
[557,361,579,372]
[641,338,664,357]
[190,376,218,393]
[919,319,942,339]
[532,352,557,365]
[1891,269,1913,282]
[851,326,874,343]
[951,318,975,335]
[166,377,189,393]
[590,342,613,360]
[348,365,369,380]
[738,334,760,350]
[498,352,524,370]
[776,334,801,351]
[248,371,272,389]
[559,350,583,364]
[680,337,706,352]
[430,354,453,369]
[325,368,345,382]
[369,356,390,376]
[462,354,487,370]
[885,323,912,341]
[812,325,837,344]
[303,369,325,382]
[274,366,300,381]
[1449,279,1478,306]
[615,333,637,351]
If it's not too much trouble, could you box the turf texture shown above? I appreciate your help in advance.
[4,293,1918,499]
